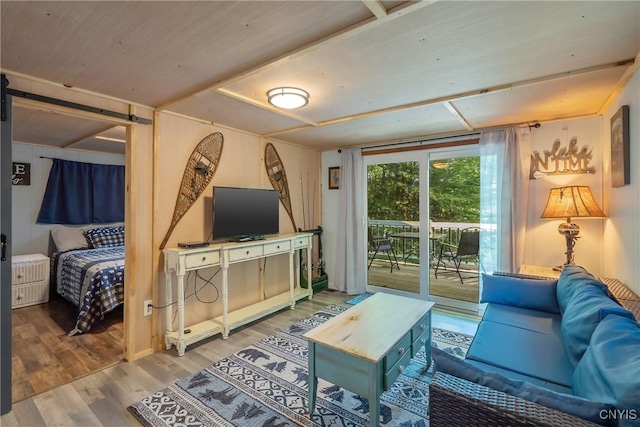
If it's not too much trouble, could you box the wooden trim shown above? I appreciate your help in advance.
[362,138,479,156]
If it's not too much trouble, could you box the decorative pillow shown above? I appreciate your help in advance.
[573,313,640,427]
[480,273,560,314]
[431,347,615,425]
[561,284,635,367]
[557,265,610,313]
[51,227,91,252]
[84,225,125,248]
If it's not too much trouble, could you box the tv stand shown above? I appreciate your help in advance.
[163,232,313,356]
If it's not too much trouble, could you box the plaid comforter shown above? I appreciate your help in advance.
[52,247,125,335]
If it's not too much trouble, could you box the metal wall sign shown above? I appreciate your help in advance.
[12,162,30,185]
[529,138,595,179]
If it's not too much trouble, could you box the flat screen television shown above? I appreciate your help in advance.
[212,186,280,241]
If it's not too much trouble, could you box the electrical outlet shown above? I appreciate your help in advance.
[144,300,153,316]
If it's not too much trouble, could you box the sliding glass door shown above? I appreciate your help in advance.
[364,145,481,312]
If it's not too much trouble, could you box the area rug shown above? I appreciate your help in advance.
[129,304,474,426]
[345,293,373,305]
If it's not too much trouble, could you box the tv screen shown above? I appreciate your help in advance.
[213,186,280,241]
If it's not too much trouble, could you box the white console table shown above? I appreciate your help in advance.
[163,232,313,356]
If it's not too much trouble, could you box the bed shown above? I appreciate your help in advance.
[50,225,125,336]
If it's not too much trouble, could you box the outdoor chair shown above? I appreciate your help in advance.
[368,227,400,272]
[434,227,479,284]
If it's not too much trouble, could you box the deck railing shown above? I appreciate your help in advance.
[368,219,479,263]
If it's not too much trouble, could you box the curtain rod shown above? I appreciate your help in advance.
[336,121,541,153]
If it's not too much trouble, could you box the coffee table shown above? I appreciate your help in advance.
[304,293,434,426]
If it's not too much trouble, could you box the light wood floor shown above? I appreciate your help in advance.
[11,297,124,403]
[1,289,478,427]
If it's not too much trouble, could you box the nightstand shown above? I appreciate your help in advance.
[12,254,50,308]
[519,264,561,279]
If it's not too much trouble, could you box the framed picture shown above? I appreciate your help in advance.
[328,166,341,190]
[610,105,630,187]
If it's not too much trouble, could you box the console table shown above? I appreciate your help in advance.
[304,293,434,426]
[163,232,313,356]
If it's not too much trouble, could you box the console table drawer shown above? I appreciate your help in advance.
[185,252,220,269]
[263,241,291,256]
[384,346,412,390]
[292,236,310,249]
[384,333,412,371]
[228,246,263,262]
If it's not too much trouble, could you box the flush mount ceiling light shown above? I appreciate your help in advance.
[267,87,309,109]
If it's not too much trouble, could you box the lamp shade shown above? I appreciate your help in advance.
[267,87,309,109]
[540,186,606,220]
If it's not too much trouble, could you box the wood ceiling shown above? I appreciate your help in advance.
[2,1,639,154]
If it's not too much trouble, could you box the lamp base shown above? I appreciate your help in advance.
[558,223,580,266]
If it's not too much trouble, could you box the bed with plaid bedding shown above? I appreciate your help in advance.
[52,246,125,336]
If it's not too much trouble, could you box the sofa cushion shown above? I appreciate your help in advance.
[561,284,636,367]
[481,273,560,314]
[466,318,574,388]
[573,313,640,427]
[432,347,615,426]
[482,303,562,335]
[557,265,610,313]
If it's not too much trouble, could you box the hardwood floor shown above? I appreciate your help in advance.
[1,289,478,427]
[11,297,124,403]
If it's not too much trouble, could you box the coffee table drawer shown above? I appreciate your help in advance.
[411,327,430,358]
[384,347,412,389]
[384,333,411,371]
[411,313,430,340]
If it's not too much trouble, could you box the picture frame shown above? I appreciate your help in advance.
[328,166,341,190]
[610,105,630,187]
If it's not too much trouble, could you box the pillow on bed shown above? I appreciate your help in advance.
[51,227,91,252]
[84,225,125,248]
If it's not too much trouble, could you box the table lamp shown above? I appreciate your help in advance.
[540,186,606,266]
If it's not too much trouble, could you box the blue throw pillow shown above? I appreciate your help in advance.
[84,225,125,248]
[573,314,640,427]
[557,265,610,313]
[480,273,560,314]
[561,284,635,367]
[431,347,615,425]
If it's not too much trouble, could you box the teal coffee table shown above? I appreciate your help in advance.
[304,293,434,426]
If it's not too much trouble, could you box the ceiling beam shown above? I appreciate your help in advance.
[362,0,387,18]
[443,101,473,131]
[598,51,639,114]
[264,58,634,137]
[157,1,439,111]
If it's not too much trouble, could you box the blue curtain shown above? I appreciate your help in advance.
[37,159,125,224]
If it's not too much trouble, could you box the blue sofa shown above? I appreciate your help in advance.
[429,265,640,427]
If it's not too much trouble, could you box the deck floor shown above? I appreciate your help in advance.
[368,258,480,303]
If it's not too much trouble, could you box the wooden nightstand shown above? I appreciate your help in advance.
[519,264,561,279]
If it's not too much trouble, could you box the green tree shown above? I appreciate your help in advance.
[367,157,480,223]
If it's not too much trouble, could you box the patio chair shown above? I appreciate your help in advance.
[434,227,479,284]
[368,227,400,272]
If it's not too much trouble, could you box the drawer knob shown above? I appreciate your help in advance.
[277,245,280,249]
[398,365,405,373]
[246,250,250,255]
[202,257,207,262]
[398,347,405,356]
[17,274,23,279]
[420,324,426,331]
[420,338,426,345]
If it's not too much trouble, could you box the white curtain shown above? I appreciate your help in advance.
[333,148,367,295]
[479,127,531,273]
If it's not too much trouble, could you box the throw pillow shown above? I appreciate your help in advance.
[573,313,640,427]
[561,284,635,367]
[84,225,125,248]
[431,347,615,425]
[557,265,610,313]
[50,227,91,252]
[480,273,560,314]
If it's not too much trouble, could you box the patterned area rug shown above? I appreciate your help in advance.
[345,293,373,305]
[128,304,474,426]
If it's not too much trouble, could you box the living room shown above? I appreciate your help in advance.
[1,1,639,425]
